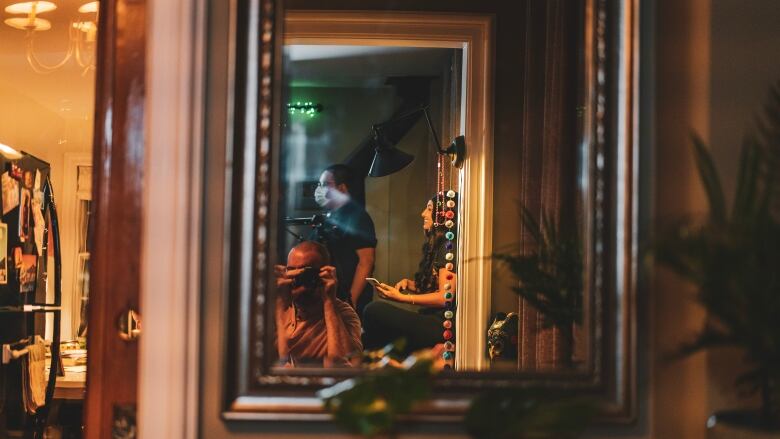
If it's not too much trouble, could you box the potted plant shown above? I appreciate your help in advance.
[655,83,780,431]
[492,207,583,368]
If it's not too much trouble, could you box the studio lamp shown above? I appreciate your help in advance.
[367,105,466,177]
[367,126,415,177]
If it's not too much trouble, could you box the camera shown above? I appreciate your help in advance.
[291,266,321,289]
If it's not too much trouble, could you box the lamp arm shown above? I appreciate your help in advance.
[421,106,444,153]
[373,104,446,152]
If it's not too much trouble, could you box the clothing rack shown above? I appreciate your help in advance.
[1,336,48,365]
[0,156,63,439]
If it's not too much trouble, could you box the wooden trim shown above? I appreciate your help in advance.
[84,0,145,437]
[137,0,205,436]
[283,9,495,373]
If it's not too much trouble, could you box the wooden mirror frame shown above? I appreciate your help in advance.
[218,0,639,423]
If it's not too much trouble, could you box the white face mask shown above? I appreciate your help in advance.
[314,186,329,207]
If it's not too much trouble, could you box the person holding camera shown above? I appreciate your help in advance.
[274,241,363,367]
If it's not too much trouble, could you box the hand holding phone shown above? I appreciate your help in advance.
[365,277,382,288]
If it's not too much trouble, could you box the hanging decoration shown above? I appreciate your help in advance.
[286,101,323,118]
[434,153,457,369]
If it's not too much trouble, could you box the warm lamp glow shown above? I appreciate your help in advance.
[73,21,96,32]
[78,1,98,13]
[4,1,57,15]
[0,143,24,160]
[3,0,97,74]
[4,17,51,31]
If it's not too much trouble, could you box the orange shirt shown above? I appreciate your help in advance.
[278,297,362,365]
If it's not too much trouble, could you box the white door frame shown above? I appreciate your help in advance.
[138,0,206,436]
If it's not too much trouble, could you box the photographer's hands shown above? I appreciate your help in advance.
[319,265,338,300]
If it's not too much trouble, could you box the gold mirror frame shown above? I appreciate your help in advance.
[210,0,640,423]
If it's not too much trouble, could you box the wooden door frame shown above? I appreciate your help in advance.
[87,0,206,436]
[85,0,145,437]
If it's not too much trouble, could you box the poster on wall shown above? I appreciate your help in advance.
[19,188,31,242]
[32,195,44,256]
[0,223,7,285]
[19,254,37,294]
[2,172,19,215]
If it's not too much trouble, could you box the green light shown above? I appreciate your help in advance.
[287,101,323,118]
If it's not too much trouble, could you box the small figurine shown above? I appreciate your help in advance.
[487,312,519,362]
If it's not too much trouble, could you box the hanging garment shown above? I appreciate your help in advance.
[20,340,46,414]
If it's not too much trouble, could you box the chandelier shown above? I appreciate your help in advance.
[3,1,98,75]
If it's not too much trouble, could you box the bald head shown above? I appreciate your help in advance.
[287,240,331,268]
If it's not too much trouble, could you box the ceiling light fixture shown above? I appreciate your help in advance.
[3,1,99,75]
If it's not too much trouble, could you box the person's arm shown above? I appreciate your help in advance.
[349,247,375,306]
[393,278,417,292]
[375,268,456,308]
[320,265,363,364]
[274,264,294,360]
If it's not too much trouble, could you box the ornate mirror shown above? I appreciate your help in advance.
[208,0,639,423]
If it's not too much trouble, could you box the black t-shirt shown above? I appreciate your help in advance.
[311,201,377,315]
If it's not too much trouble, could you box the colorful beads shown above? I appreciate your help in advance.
[439,189,457,353]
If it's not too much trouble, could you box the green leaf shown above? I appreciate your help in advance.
[692,134,727,223]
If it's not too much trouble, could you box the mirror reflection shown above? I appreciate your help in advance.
[275,44,462,368]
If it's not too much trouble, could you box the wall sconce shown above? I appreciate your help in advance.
[368,105,465,177]
[3,1,99,75]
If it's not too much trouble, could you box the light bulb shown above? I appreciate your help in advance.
[4,1,57,15]
[78,1,99,13]
[4,17,51,31]
[0,143,23,160]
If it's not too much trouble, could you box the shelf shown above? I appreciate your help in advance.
[0,305,62,313]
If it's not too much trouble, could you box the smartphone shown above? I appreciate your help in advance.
[365,277,382,287]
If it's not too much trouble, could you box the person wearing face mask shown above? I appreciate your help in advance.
[311,164,377,319]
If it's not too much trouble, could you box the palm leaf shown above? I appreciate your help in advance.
[692,134,727,223]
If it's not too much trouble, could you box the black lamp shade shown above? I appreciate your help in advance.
[368,146,415,177]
